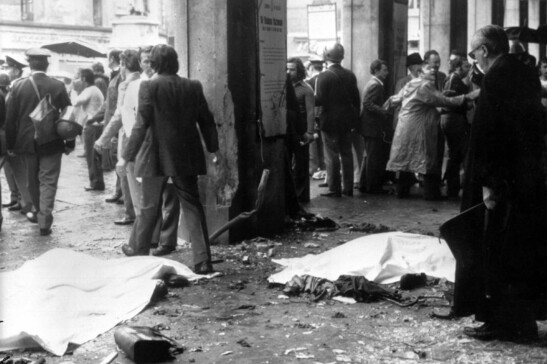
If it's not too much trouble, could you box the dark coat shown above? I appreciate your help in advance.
[460,54,547,321]
[123,74,219,177]
[314,64,360,134]
[5,73,72,155]
[359,77,392,139]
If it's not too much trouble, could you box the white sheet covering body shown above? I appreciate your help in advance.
[269,232,455,285]
[0,248,204,355]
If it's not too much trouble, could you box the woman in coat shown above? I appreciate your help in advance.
[386,62,477,199]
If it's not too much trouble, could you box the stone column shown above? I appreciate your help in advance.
[529,0,540,60]
[341,0,380,92]
[467,0,492,46]
[420,0,451,74]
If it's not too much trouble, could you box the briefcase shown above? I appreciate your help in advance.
[439,203,485,262]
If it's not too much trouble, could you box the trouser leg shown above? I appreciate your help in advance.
[339,131,354,194]
[84,125,105,190]
[172,175,211,266]
[125,161,142,216]
[134,176,165,255]
[156,183,180,249]
[10,154,34,213]
[3,159,20,203]
[351,130,365,185]
[25,154,40,214]
[36,153,62,230]
[117,168,135,220]
[322,131,341,193]
[293,142,310,203]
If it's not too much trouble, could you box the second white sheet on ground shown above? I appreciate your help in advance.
[268,232,455,285]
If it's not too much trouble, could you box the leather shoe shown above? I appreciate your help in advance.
[342,190,353,197]
[40,228,52,236]
[84,186,105,191]
[318,182,328,188]
[105,195,122,203]
[116,198,124,205]
[114,217,135,225]
[2,200,18,208]
[8,203,22,211]
[121,244,137,256]
[194,260,214,274]
[152,246,175,256]
[320,191,341,197]
[26,212,38,224]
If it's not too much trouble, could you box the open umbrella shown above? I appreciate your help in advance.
[41,40,107,58]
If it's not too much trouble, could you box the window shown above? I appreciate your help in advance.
[21,0,33,21]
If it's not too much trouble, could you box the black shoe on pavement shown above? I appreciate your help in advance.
[152,246,175,256]
[114,217,135,225]
[40,228,52,236]
[194,260,214,274]
[105,195,122,203]
[318,182,328,188]
[8,203,22,211]
[116,198,125,205]
[84,186,105,191]
[2,200,18,208]
[26,212,38,224]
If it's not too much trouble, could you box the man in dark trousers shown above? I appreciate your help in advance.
[450,25,547,342]
[315,42,360,197]
[5,48,73,236]
[440,50,471,199]
[358,59,392,194]
[119,45,219,275]
[2,55,29,212]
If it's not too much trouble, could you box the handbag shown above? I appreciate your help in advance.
[114,326,183,363]
[28,76,60,145]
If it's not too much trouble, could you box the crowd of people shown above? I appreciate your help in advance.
[1,24,547,342]
[0,44,219,274]
[286,43,481,204]
[284,25,547,342]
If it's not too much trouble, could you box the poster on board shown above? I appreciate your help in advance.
[258,0,287,137]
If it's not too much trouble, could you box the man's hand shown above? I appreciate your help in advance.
[464,89,481,101]
[116,157,127,176]
[482,186,497,210]
[94,140,105,154]
[7,150,15,157]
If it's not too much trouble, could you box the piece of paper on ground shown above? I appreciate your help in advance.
[269,232,455,285]
[0,248,207,356]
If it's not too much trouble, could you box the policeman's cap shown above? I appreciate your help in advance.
[25,48,52,58]
[5,55,28,69]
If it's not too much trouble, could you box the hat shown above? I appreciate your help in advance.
[406,52,423,67]
[25,48,52,58]
[5,55,28,69]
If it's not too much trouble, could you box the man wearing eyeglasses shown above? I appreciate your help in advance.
[455,25,547,342]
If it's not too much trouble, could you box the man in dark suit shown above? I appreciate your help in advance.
[5,48,73,236]
[119,45,219,275]
[2,55,30,212]
[315,42,360,197]
[358,59,392,194]
[457,25,547,341]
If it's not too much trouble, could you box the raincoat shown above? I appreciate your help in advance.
[386,78,464,175]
